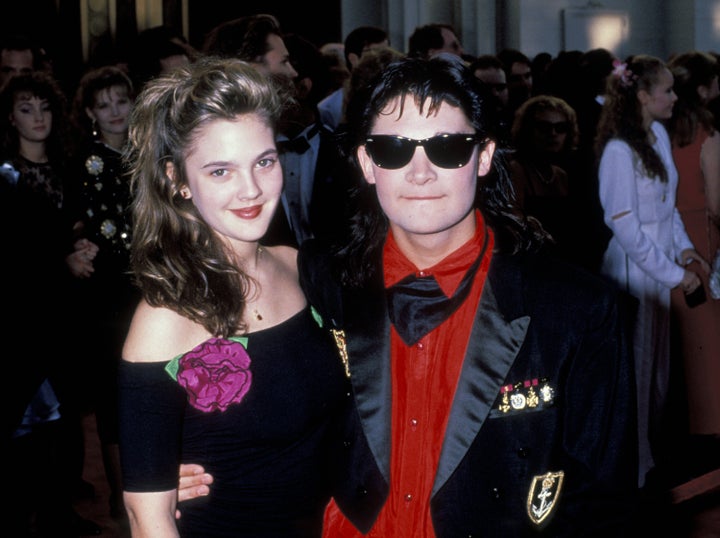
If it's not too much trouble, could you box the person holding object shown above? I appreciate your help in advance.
[118,56,348,537]
[178,56,639,536]
[595,54,710,488]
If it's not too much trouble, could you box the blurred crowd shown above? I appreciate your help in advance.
[1,16,718,537]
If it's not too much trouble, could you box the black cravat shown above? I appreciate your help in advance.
[277,124,320,155]
[386,235,488,346]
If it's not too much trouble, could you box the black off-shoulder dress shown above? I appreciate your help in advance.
[119,306,348,537]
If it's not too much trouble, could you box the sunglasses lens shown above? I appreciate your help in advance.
[365,137,414,169]
[425,135,479,168]
[366,134,479,169]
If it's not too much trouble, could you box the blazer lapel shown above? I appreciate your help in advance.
[432,255,530,496]
[344,275,393,484]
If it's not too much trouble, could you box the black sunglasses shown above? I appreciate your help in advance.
[534,120,570,135]
[364,134,483,169]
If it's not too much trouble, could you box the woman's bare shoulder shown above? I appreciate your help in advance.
[122,299,210,364]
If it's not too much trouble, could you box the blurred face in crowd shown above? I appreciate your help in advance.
[159,53,190,74]
[531,109,570,154]
[508,61,533,97]
[86,84,133,139]
[11,92,51,144]
[699,74,720,103]
[474,67,509,106]
[256,33,298,80]
[639,67,677,124]
[0,48,34,87]
[429,28,464,59]
[348,39,389,69]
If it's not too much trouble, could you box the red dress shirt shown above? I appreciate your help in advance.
[323,211,494,537]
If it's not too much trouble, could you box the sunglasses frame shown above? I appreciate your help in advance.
[364,133,483,169]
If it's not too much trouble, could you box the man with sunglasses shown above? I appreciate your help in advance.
[176,56,639,536]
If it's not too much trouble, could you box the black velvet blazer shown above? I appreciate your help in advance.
[299,243,640,537]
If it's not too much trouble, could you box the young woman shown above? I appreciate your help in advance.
[595,54,709,487]
[666,51,720,442]
[118,56,348,537]
[69,64,137,519]
[0,70,101,537]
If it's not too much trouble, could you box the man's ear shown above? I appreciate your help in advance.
[477,140,496,177]
[347,52,361,70]
[296,77,313,100]
[356,145,377,185]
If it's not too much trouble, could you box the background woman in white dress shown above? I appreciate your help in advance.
[595,54,709,488]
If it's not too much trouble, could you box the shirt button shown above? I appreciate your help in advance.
[410,418,418,429]
[417,341,424,349]
[491,487,502,500]
[404,493,413,503]
[517,447,529,458]
[418,271,427,277]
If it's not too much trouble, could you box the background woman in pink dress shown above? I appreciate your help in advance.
[667,51,720,442]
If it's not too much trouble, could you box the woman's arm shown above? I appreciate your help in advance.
[120,301,204,533]
[701,129,720,228]
[599,141,687,287]
[124,490,179,537]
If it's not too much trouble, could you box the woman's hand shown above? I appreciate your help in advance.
[66,238,100,278]
[66,249,94,278]
[679,268,702,294]
[680,248,711,274]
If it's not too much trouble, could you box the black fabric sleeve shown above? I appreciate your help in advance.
[118,360,186,492]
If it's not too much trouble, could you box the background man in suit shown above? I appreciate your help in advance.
[203,14,347,247]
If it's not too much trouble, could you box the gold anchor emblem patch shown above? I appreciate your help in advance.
[526,471,564,525]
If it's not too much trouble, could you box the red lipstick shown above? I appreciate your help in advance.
[231,205,262,219]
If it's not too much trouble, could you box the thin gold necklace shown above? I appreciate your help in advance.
[251,245,264,321]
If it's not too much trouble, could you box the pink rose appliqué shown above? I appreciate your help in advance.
[165,336,252,413]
